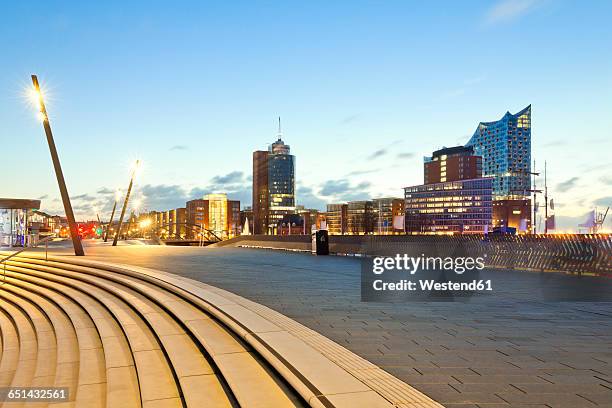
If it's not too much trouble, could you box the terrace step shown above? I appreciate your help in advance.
[0,253,443,408]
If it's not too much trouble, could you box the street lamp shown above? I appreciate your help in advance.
[112,160,140,246]
[104,189,122,242]
[30,75,84,256]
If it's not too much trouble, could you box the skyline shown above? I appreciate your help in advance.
[2,1,611,231]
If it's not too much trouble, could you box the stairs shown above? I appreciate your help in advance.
[0,254,443,408]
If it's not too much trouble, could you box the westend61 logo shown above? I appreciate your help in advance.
[361,253,492,302]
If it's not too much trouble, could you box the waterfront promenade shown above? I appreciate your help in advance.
[25,242,612,408]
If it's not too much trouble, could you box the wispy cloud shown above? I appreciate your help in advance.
[484,0,541,26]
[397,152,415,159]
[169,145,188,151]
[367,149,387,160]
[556,177,579,193]
[339,114,361,125]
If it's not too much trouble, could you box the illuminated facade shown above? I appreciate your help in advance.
[0,199,41,247]
[424,146,482,184]
[326,204,348,235]
[466,105,531,199]
[404,178,493,234]
[252,123,296,234]
[372,198,405,234]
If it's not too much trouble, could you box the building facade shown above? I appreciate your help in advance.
[252,124,296,234]
[347,201,374,235]
[493,198,531,232]
[424,146,482,184]
[326,204,348,235]
[371,198,405,234]
[404,178,493,234]
[466,105,531,199]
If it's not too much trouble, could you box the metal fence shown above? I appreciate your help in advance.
[222,234,612,276]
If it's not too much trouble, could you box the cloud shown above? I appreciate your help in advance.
[339,114,361,125]
[483,0,541,26]
[70,193,95,201]
[367,149,387,160]
[542,140,566,148]
[210,171,244,185]
[593,196,612,207]
[397,152,415,159]
[600,176,612,185]
[296,186,327,210]
[169,145,188,151]
[138,184,189,211]
[346,169,380,177]
[96,187,114,195]
[556,177,579,193]
[318,179,371,202]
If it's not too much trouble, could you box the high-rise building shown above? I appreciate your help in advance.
[252,118,296,234]
[424,146,482,184]
[466,105,531,199]
[404,178,493,234]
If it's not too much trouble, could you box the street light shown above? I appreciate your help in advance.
[104,189,122,242]
[30,75,84,256]
[112,160,140,246]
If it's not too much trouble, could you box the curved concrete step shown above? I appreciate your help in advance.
[6,259,301,408]
[0,253,444,408]
[3,264,179,408]
[1,269,140,408]
[0,307,20,389]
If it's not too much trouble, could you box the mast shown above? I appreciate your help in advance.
[532,159,537,234]
[544,161,548,234]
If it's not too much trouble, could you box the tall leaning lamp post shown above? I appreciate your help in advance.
[113,160,140,246]
[31,75,85,256]
[104,189,122,242]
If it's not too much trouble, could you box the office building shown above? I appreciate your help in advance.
[493,199,531,232]
[424,146,482,184]
[253,119,296,234]
[371,198,405,234]
[184,194,241,239]
[347,201,374,235]
[326,204,348,235]
[466,105,531,199]
[404,178,493,234]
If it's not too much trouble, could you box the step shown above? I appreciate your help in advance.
[3,268,139,408]
[10,258,302,407]
[4,262,176,407]
[12,260,234,408]
[0,308,20,388]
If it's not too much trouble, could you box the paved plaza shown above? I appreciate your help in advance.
[44,242,612,408]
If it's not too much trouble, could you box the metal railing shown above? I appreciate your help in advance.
[1,235,54,285]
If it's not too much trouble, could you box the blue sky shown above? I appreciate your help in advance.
[1,0,611,230]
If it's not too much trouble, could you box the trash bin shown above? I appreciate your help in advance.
[311,229,329,255]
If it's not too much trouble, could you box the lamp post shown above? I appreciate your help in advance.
[112,160,139,246]
[104,189,121,242]
[31,75,84,256]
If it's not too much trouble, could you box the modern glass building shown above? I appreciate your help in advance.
[252,121,296,234]
[466,105,531,199]
[404,178,493,234]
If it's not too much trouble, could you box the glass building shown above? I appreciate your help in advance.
[466,105,531,199]
[404,178,493,234]
[252,121,296,234]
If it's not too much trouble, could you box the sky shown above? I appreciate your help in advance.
[1,0,611,231]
